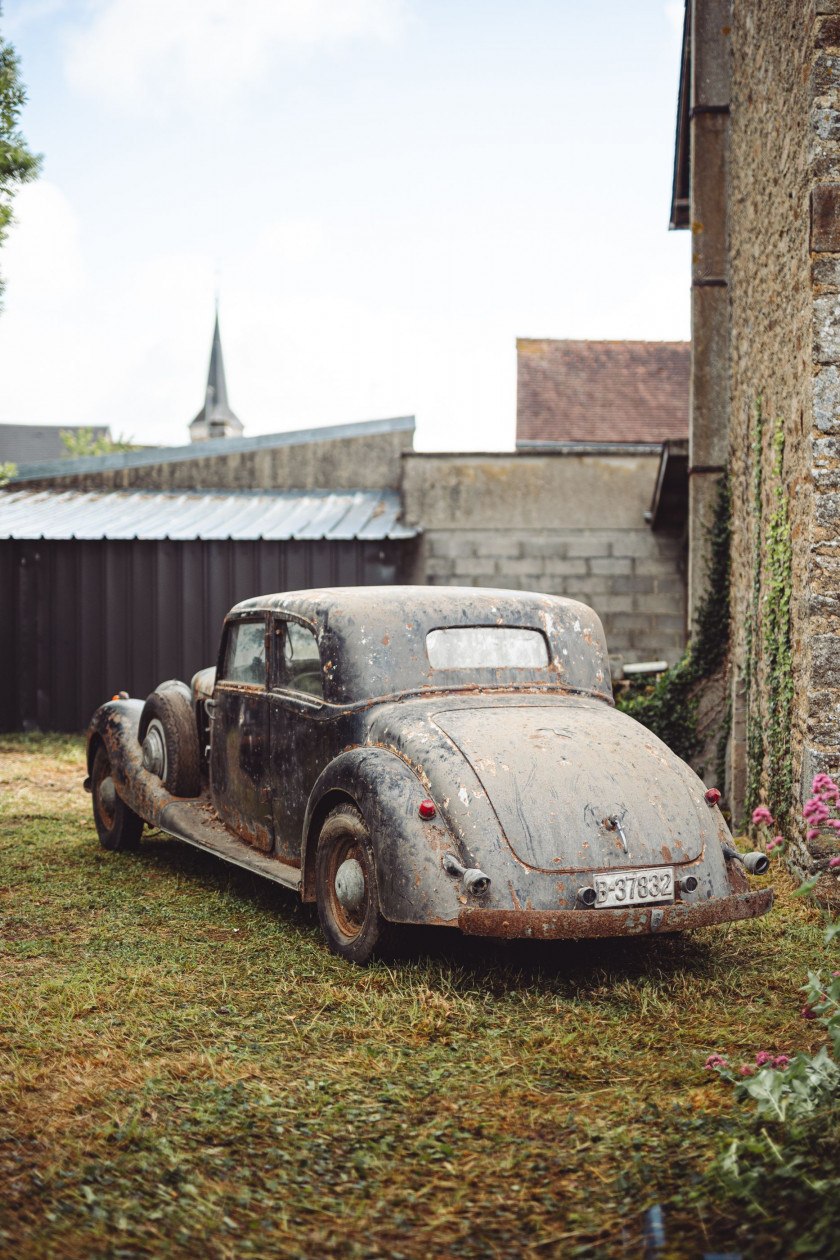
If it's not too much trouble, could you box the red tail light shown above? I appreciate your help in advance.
[705,788,721,806]
[419,799,436,819]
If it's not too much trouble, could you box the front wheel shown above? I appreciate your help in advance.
[91,744,143,851]
[315,803,388,964]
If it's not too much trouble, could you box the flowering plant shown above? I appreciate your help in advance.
[803,774,840,872]
[750,803,785,855]
[704,776,840,1118]
[704,972,840,1121]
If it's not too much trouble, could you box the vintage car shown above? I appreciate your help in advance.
[85,586,772,963]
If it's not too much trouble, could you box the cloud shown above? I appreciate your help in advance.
[664,2,684,44]
[1,180,85,302]
[64,0,405,114]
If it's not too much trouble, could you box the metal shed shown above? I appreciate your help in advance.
[0,488,418,732]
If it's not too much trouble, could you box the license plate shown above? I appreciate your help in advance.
[594,867,674,907]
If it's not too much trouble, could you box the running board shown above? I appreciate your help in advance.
[157,798,302,892]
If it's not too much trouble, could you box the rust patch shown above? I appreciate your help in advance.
[458,888,773,939]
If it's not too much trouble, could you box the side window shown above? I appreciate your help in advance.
[221,620,266,686]
[281,621,323,698]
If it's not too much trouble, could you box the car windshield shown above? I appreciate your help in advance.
[426,626,549,671]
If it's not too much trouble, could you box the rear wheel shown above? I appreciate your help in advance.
[315,803,387,964]
[91,744,143,851]
[138,689,201,797]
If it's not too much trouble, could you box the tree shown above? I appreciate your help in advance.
[0,6,41,303]
[60,428,136,458]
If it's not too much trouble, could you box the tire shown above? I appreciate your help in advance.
[138,689,201,798]
[154,678,193,705]
[315,803,388,965]
[91,744,143,851]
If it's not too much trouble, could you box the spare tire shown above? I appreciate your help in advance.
[155,678,193,705]
[138,688,201,798]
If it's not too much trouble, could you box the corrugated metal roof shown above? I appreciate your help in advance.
[0,488,418,542]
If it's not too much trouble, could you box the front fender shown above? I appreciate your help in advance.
[86,698,172,825]
[301,747,462,926]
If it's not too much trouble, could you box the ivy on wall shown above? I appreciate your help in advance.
[617,475,731,765]
[744,403,765,813]
[745,403,794,821]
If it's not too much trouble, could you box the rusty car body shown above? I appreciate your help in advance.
[85,586,772,962]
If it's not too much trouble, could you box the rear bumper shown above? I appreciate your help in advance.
[458,888,774,939]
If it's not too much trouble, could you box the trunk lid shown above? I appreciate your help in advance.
[432,700,709,871]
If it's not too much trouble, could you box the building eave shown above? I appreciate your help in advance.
[669,1,691,231]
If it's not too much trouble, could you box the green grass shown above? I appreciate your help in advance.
[0,733,835,1258]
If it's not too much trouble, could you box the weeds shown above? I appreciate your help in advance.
[0,735,835,1258]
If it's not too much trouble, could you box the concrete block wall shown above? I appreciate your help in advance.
[402,452,686,670]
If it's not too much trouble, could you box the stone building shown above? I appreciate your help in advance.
[672,1,840,868]
[2,400,693,729]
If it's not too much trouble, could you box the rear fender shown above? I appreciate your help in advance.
[301,748,461,925]
[86,699,172,826]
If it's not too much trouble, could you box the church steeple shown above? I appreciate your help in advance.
[189,310,244,442]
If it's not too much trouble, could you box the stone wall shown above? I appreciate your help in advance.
[12,420,414,494]
[728,1,840,862]
[402,452,686,670]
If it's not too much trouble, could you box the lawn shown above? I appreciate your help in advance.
[0,734,834,1259]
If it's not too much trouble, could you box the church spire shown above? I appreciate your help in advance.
[189,310,244,442]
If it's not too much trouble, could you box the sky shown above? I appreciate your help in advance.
[0,0,689,452]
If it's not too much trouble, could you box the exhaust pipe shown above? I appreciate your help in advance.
[578,886,597,907]
[442,853,491,897]
[722,844,770,876]
[463,869,491,897]
[679,875,698,894]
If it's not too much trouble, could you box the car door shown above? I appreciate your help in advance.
[209,614,274,852]
[268,615,331,865]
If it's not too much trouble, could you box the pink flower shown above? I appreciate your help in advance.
[826,819,840,831]
[740,1064,755,1077]
[755,1051,773,1066]
[803,798,830,823]
[766,836,785,852]
[752,806,774,826]
[704,1053,729,1071]
[808,829,820,841]
[812,774,840,805]
[772,1055,791,1069]
[830,856,840,868]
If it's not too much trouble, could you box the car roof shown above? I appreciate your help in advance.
[231,585,585,624]
[229,586,613,705]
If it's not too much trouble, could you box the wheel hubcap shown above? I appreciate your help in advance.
[100,775,116,812]
[335,858,365,913]
[142,719,167,780]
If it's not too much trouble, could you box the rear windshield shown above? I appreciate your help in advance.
[426,626,550,671]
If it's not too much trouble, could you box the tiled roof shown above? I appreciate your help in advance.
[516,339,690,445]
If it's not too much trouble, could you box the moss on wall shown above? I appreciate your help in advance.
[744,403,794,821]
[617,476,731,769]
